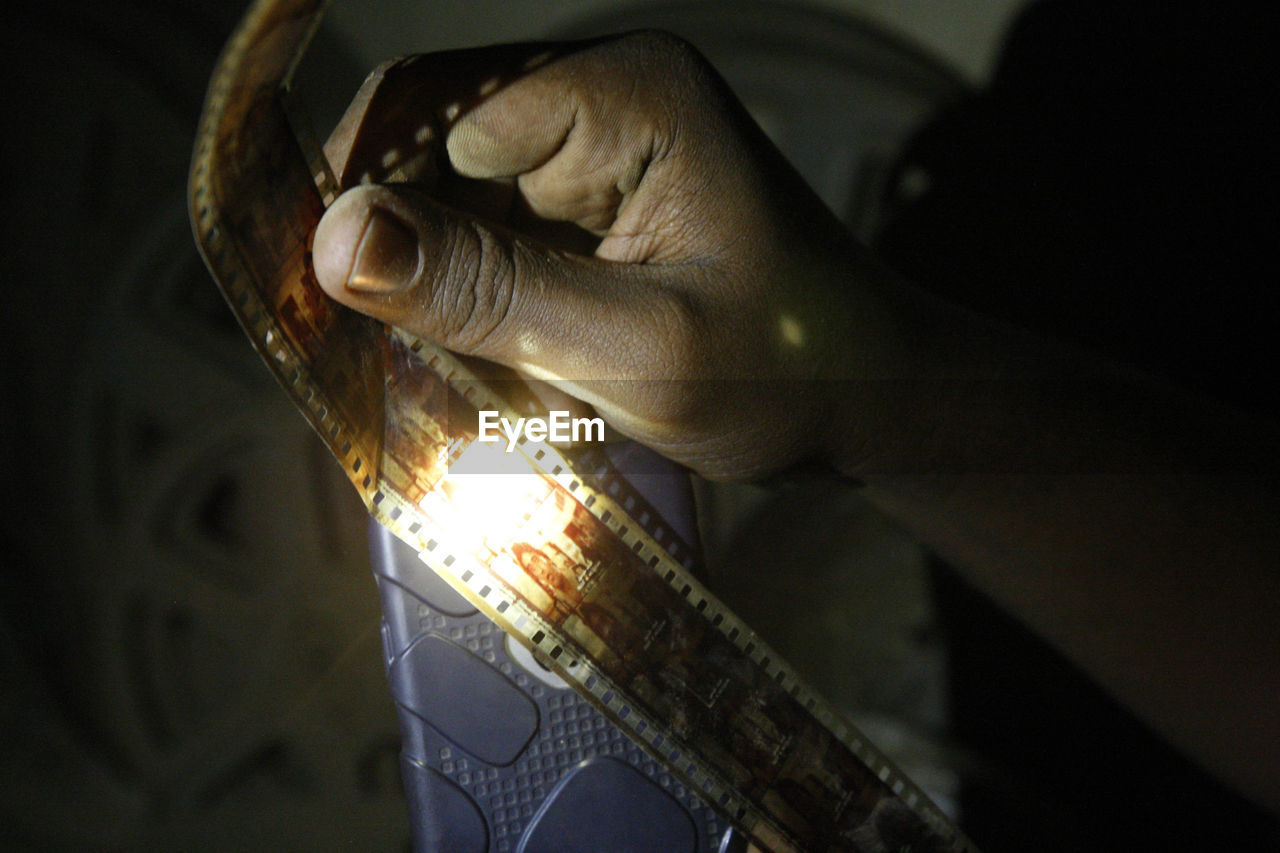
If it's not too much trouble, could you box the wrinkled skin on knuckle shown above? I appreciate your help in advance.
[536,47,681,243]
[614,32,737,149]
[592,34,710,159]
[424,219,517,353]
[612,30,710,94]
[601,39,762,261]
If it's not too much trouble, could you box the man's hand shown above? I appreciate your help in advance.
[311,32,895,480]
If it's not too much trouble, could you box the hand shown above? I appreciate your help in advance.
[312,32,893,480]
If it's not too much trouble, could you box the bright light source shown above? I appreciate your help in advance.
[420,439,555,558]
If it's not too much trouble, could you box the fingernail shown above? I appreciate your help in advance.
[347,207,421,293]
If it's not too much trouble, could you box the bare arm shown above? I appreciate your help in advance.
[834,266,1280,814]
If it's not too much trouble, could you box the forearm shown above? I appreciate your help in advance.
[835,268,1280,813]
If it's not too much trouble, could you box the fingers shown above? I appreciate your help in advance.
[311,183,680,385]
[445,33,728,248]
[324,34,717,247]
[308,33,836,477]
[442,37,670,193]
[323,44,576,191]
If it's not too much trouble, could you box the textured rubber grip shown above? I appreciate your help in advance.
[370,443,744,853]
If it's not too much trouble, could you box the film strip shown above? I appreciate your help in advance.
[188,1,980,850]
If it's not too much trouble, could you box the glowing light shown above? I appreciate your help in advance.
[778,313,805,348]
[515,330,542,359]
[421,439,553,557]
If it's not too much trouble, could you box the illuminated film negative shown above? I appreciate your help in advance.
[188,1,980,850]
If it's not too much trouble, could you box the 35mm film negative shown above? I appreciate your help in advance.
[189,1,979,849]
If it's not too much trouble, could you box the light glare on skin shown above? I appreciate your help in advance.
[508,360,563,384]
[778,313,806,349]
[522,51,553,71]
[516,330,542,359]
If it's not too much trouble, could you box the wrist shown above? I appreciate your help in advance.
[812,250,997,484]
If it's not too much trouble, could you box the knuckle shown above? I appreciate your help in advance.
[604,31,722,155]
[618,29,700,64]
[618,30,713,90]
[429,220,517,352]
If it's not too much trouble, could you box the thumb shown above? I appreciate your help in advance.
[312,184,660,381]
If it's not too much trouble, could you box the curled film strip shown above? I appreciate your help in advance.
[188,1,980,850]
